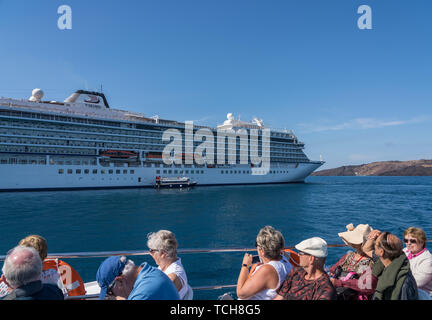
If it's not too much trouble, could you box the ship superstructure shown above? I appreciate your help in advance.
[0,89,323,191]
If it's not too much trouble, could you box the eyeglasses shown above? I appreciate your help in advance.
[404,238,417,244]
[254,241,258,248]
[149,248,159,254]
[298,251,310,256]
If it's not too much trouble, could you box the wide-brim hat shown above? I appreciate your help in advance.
[338,223,373,245]
[295,237,328,258]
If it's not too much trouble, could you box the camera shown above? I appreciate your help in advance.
[251,255,261,264]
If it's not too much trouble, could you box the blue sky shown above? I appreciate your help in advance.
[0,0,431,169]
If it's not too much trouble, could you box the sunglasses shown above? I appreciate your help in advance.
[149,248,159,254]
[404,238,417,244]
[298,251,310,256]
[107,272,122,296]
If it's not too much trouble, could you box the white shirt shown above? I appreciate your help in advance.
[159,258,190,299]
[403,247,432,295]
[244,255,292,300]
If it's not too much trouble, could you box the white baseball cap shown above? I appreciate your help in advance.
[295,237,328,258]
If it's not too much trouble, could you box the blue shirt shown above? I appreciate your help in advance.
[128,262,180,300]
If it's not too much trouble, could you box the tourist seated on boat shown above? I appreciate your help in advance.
[96,256,179,300]
[402,227,432,298]
[1,246,64,300]
[274,237,336,300]
[19,235,85,298]
[362,230,418,300]
[236,226,292,300]
[328,223,375,300]
[0,235,86,299]
[147,230,193,300]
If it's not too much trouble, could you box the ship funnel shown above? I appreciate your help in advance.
[29,88,44,102]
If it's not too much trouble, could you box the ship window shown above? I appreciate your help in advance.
[116,170,120,174]
[156,170,160,174]
[84,169,89,174]
[123,170,128,174]
[185,170,189,174]
[130,170,134,174]
[101,170,105,174]
[109,170,113,174]
[138,177,141,182]
[230,171,233,174]
[191,170,194,174]
[163,170,167,174]
[76,169,81,174]
[58,169,64,174]
[93,169,98,174]
[168,170,172,174]
[174,170,178,174]
[221,171,224,174]
[67,169,73,174]
[201,170,204,174]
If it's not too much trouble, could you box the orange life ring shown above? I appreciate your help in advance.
[248,249,300,278]
[283,248,300,268]
[43,259,86,297]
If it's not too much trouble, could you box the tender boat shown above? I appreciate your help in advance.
[155,176,197,188]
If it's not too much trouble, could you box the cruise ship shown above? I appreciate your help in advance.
[0,89,324,191]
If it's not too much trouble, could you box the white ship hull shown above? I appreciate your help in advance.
[0,162,322,191]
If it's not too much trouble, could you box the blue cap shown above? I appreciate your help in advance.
[96,256,127,300]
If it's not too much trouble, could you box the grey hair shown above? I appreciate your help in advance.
[256,226,285,260]
[2,246,42,289]
[147,230,178,259]
[120,256,136,277]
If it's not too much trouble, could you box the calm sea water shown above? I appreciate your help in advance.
[0,176,431,299]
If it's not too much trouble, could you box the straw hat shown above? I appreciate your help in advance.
[338,223,373,245]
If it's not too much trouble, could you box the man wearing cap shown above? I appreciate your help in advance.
[96,256,179,300]
[274,237,336,300]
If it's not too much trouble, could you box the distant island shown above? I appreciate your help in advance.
[312,159,432,176]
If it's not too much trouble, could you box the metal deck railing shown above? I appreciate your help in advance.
[2,242,429,300]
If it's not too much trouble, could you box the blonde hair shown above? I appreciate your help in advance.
[18,235,48,261]
[256,226,285,260]
[404,227,427,248]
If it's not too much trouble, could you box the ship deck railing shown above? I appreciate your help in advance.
[0,244,346,300]
[3,242,428,300]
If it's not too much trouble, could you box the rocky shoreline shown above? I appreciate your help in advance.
[312,159,432,176]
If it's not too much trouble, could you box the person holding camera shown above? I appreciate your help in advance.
[236,226,292,300]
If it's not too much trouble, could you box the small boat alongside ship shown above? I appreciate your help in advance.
[155,176,197,188]
[0,88,324,191]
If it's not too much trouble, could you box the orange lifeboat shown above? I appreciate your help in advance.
[100,150,138,159]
